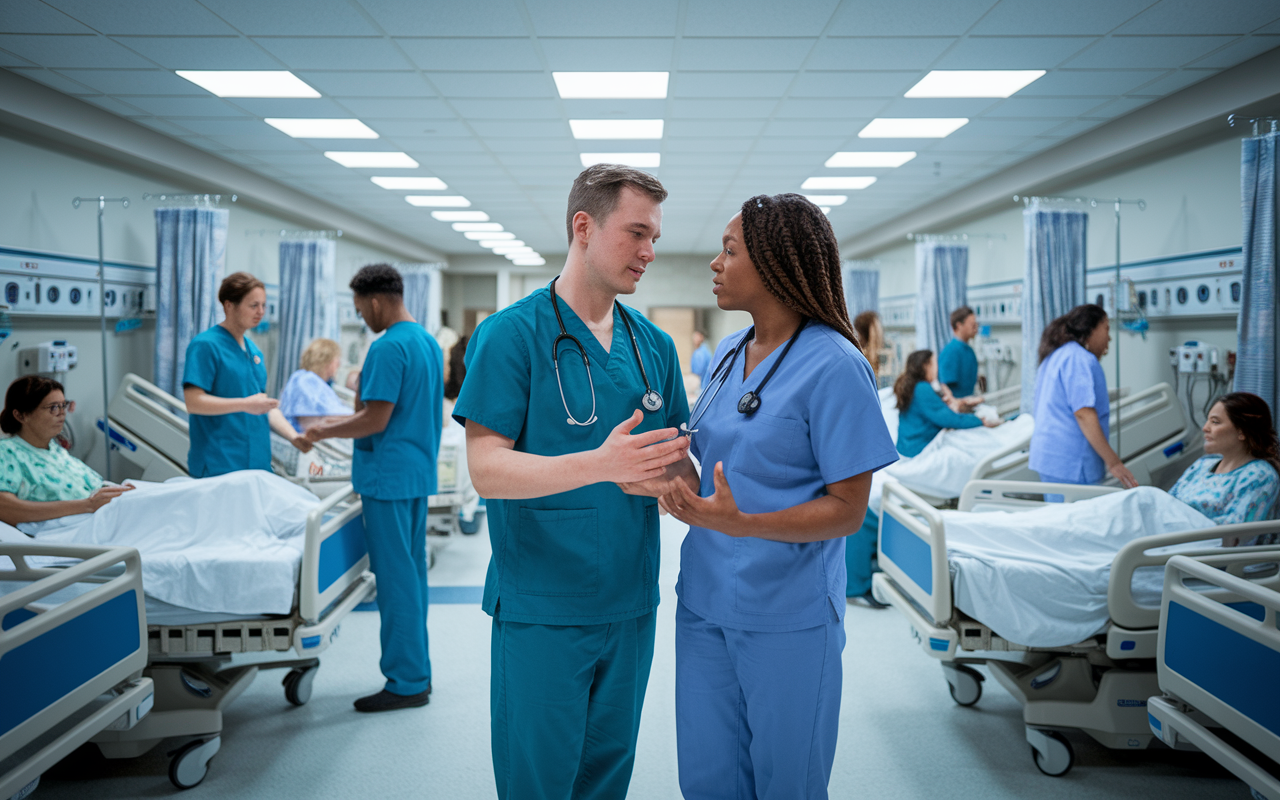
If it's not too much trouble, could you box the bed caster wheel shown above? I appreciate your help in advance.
[942,662,983,707]
[10,775,39,800]
[283,664,318,706]
[1027,728,1074,777]
[169,737,220,789]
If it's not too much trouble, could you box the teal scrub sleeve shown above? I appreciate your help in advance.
[662,336,691,428]
[453,313,532,442]
[360,337,405,405]
[810,354,899,484]
[1061,350,1101,413]
[938,342,962,392]
[182,336,218,391]
[916,382,983,430]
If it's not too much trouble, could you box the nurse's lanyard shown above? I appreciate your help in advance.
[681,318,809,437]
[550,276,663,427]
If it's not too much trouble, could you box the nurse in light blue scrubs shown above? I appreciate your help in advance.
[182,272,309,477]
[659,194,898,800]
[1028,304,1138,489]
[305,264,442,712]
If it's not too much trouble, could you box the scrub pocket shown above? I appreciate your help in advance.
[729,412,804,482]
[515,507,599,597]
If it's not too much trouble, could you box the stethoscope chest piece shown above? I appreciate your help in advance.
[642,390,664,412]
[737,392,761,415]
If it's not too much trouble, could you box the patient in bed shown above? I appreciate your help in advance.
[278,337,354,432]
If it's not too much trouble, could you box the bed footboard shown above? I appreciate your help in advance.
[298,484,374,634]
[878,481,951,627]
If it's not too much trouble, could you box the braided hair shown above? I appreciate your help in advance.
[738,193,859,348]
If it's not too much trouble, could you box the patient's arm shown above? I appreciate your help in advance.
[0,485,133,525]
[1074,407,1138,488]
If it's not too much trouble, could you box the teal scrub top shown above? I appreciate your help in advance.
[938,337,979,397]
[453,286,690,626]
[182,325,271,478]
[353,321,443,500]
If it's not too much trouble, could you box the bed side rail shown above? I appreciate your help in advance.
[878,480,951,625]
[1109,521,1280,630]
[109,373,190,466]
[1156,553,1280,766]
[0,544,147,764]
[298,484,371,627]
[957,479,1119,512]
[984,384,1020,417]
[1111,382,1187,463]
[968,434,1034,485]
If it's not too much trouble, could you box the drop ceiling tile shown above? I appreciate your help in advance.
[133,117,199,136]
[559,99,667,117]
[789,71,919,97]
[175,118,274,135]
[198,0,382,36]
[115,35,285,69]
[52,67,202,94]
[54,0,237,35]
[3,0,94,34]
[970,0,1151,36]
[396,38,542,72]
[668,119,766,137]
[1189,35,1280,69]
[664,139,755,153]
[1018,69,1168,96]
[78,95,149,115]
[771,98,887,118]
[297,71,434,97]
[1081,96,1154,118]
[448,99,562,119]
[874,97,998,117]
[336,97,457,118]
[122,95,253,115]
[672,72,793,98]
[1043,119,1107,137]
[220,97,350,116]
[7,67,95,93]
[524,0,678,36]
[357,0,529,36]
[1124,68,1216,95]
[374,124,473,139]
[252,37,411,70]
[0,34,155,68]
[0,51,38,68]
[427,71,555,99]
[473,121,568,139]
[951,117,1061,136]
[420,153,501,167]
[679,38,816,71]
[669,98,777,119]
[753,136,846,152]
[762,119,864,137]
[933,36,1094,69]
[661,151,744,166]
[1064,35,1237,69]
[537,37,675,71]
[743,151,829,166]
[826,0,996,36]
[807,37,957,71]
[488,141,576,156]
[1117,0,1280,35]
[682,0,841,37]
[983,95,1114,118]
[926,134,1031,152]
[202,133,316,150]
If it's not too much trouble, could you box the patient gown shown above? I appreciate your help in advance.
[0,436,102,501]
[278,369,352,430]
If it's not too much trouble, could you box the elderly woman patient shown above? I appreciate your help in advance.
[278,338,354,432]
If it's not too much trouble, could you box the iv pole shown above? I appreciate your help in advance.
[72,195,129,480]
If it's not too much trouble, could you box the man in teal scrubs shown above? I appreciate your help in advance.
[305,264,442,713]
[454,164,691,799]
[938,305,982,401]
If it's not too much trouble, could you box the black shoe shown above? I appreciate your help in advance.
[848,591,890,610]
[354,685,431,713]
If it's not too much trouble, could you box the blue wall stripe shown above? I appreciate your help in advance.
[880,513,933,595]
[318,515,367,595]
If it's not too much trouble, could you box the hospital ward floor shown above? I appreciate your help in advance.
[40,517,1245,800]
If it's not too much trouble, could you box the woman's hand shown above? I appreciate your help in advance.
[658,462,749,536]
[618,457,699,500]
[982,417,1002,428]
[242,393,279,415]
[1107,460,1139,489]
[85,484,134,513]
[291,433,313,453]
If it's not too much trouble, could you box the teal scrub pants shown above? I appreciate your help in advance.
[844,509,879,597]
[491,611,657,800]
[362,496,431,696]
[675,601,845,800]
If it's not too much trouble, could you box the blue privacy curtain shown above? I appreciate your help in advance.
[1021,203,1088,410]
[1236,131,1279,414]
[914,243,968,355]
[400,263,445,334]
[154,207,228,398]
[274,239,338,396]
[842,263,880,318]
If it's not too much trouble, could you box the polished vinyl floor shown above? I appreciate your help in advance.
[38,515,1246,799]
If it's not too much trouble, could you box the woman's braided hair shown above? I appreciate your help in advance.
[738,193,859,348]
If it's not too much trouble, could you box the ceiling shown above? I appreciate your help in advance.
[3,0,1279,259]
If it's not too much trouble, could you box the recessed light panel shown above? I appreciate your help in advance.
[570,120,664,140]
[858,118,968,138]
[431,211,489,221]
[801,177,877,190]
[511,257,547,266]
[503,250,536,259]
[480,239,522,248]
[905,70,1045,98]
[825,151,916,168]
[820,207,832,214]
[176,70,319,98]
[803,195,847,206]
[266,118,378,138]
[326,152,419,168]
[452,223,504,232]
[405,195,470,207]
[372,176,448,190]
[579,153,661,168]
[465,231,513,240]
[554,72,669,99]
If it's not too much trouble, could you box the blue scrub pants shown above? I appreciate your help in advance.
[675,601,845,800]
[362,496,431,696]
[844,509,879,597]
[1036,472,1095,504]
[491,611,656,800]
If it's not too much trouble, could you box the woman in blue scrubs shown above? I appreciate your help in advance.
[182,272,308,477]
[1028,304,1138,489]
[894,349,995,458]
[658,194,899,800]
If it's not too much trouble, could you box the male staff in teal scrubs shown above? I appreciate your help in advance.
[305,264,442,713]
[455,164,691,799]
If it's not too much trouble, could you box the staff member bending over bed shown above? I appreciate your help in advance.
[183,272,309,477]
[894,349,996,458]
[279,337,353,431]
[0,376,132,523]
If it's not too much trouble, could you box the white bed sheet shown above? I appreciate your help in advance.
[941,487,1217,647]
[17,471,319,615]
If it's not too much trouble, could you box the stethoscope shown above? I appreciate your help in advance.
[550,276,662,427]
[680,318,809,438]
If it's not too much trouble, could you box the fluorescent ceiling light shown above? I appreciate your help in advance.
[825,151,916,168]
[266,118,378,139]
[494,246,533,254]
[452,222,503,232]
[326,151,418,168]
[554,72,669,99]
[801,177,876,190]
[372,176,447,190]
[482,240,524,248]
[858,118,968,138]
[465,231,513,240]
[804,195,847,206]
[579,152,661,168]
[905,70,1045,98]
[175,70,319,98]
[570,119,664,140]
[431,210,488,222]
[504,251,536,260]
[405,195,469,207]
[820,207,831,214]
[511,257,547,266]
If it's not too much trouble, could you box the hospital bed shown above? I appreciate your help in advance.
[870,478,1280,777]
[1147,554,1280,799]
[0,544,154,800]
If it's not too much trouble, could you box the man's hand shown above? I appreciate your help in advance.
[618,457,698,499]
[291,433,313,453]
[593,410,689,485]
[303,426,325,445]
[243,393,279,415]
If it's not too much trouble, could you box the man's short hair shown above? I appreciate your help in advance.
[950,305,975,330]
[565,163,668,244]
[350,263,403,297]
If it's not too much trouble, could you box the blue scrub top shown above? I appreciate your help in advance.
[353,321,443,500]
[453,286,690,626]
[1029,341,1110,483]
[182,325,271,478]
[279,369,352,430]
[896,381,984,458]
[690,343,712,383]
[938,337,979,397]
[677,322,898,632]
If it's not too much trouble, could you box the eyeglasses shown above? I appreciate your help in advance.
[42,401,74,415]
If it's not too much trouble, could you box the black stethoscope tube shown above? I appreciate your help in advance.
[683,318,809,435]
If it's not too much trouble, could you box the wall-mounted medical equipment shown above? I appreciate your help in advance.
[979,339,1017,391]
[1169,341,1231,426]
[19,340,78,377]
[0,248,154,319]
[1089,248,1243,321]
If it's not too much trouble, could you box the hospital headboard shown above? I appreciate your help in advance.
[1109,382,1186,462]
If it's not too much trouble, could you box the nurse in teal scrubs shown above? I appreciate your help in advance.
[182,272,308,477]
[659,194,898,800]
[454,165,690,799]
